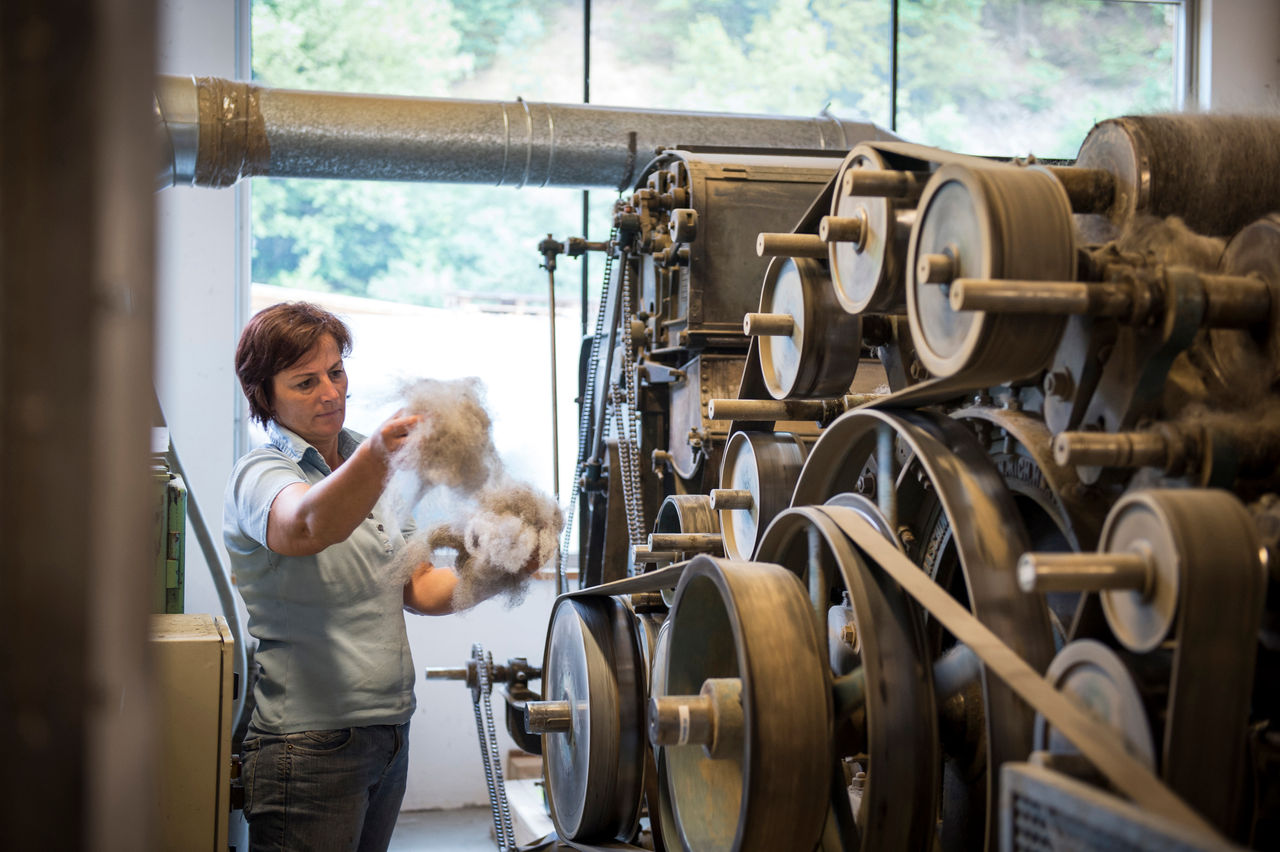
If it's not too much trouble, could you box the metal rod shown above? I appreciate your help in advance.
[710,489,754,511]
[547,265,561,500]
[842,168,929,199]
[525,700,573,734]
[949,278,1132,316]
[889,0,899,133]
[917,252,955,285]
[1046,166,1116,214]
[648,532,723,553]
[756,232,828,258]
[1053,430,1170,468]
[424,667,469,680]
[707,394,883,423]
[1017,552,1153,595]
[807,525,828,636]
[743,312,796,336]
[876,423,897,532]
[1199,273,1273,327]
[632,545,680,564]
[819,213,866,245]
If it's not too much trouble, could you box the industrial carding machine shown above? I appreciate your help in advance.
[447,116,1280,852]
[153,76,1280,850]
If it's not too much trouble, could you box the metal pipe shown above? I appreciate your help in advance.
[155,75,895,191]
[1017,552,1153,595]
[648,532,723,553]
[757,232,828,258]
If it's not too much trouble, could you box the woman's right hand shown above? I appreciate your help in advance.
[369,411,423,461]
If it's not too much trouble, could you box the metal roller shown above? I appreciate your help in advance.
[905,163,1076,385]
[1070,114,1280,242]
[539,596,646,843]
[827,144,921,314]
[752,256,862,400]
[717,431,809,561]
[658,556,830,852]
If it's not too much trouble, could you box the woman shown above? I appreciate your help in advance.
[223,301,486,852]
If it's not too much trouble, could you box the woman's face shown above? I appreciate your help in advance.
[270,334,348,447]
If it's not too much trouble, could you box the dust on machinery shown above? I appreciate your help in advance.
[430,114,1280,852]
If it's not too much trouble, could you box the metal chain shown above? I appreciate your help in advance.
[616,257,646,545]
[559,225,620,591]
[610,383,644,547]
[470,644,516,851]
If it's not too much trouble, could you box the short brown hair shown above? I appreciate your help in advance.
[234,302,352,425]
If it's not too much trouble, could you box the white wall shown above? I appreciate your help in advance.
[1198,0,1280,111]
[155,0,249,656]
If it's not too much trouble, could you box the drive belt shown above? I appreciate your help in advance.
[813,504,1226,843]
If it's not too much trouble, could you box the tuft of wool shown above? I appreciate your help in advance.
[386,377,563,608]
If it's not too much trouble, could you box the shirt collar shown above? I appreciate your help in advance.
[266,421,363,475]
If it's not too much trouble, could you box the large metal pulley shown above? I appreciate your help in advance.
[792,407,1055,850]
[654,555,831,852]
[755,505,940,850]
[906,162,1076,385]
[536,595,646,843]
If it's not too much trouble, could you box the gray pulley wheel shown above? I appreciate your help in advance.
[660,555,831,852]
[541,595,646,842]
[717,431,809,561]
[829,144,916,314]
[756,255,862,400]
[756,506,939,850]
[1033,638,1156,769]
[906,163,1075,384]
[792,407,1055,852]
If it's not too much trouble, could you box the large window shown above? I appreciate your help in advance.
[249,0,1185,500]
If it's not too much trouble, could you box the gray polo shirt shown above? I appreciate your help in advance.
[223,421,416,733]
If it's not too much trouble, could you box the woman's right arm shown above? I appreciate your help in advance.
[265,414,420,556]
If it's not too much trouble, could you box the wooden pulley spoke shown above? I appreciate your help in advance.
[755,506,939,851]
[791,407,1055,851]
[540,595,646,843]
[754,256,862,400]
[905,162,1076,386]
[658,555,831,852]
[717,431,810,561]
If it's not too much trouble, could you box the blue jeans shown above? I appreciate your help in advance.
[241,722,410,852]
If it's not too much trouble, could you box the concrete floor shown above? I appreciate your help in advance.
[388,807,497,851]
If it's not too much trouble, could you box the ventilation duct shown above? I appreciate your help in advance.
[153,75,895,192]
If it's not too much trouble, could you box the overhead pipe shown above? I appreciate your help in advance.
[154,74,896,192]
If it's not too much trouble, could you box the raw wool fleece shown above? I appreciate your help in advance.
[388,377,562,608]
